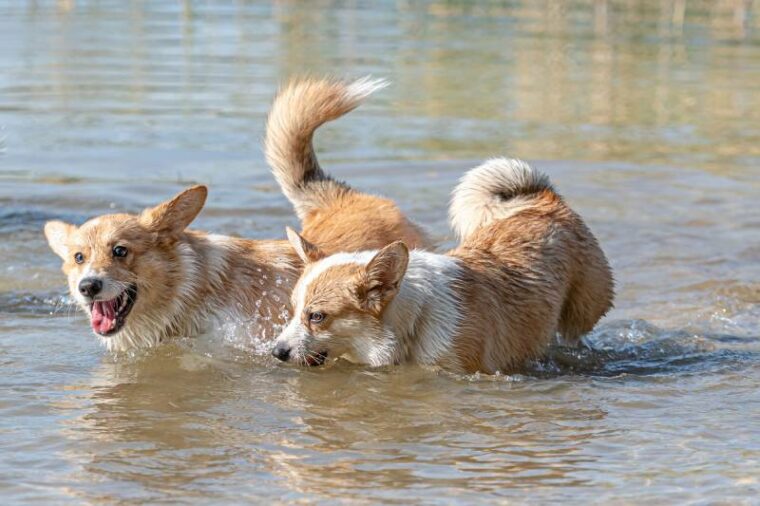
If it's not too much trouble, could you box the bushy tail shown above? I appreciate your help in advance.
[265,76,388,220]
[449,158,554,242]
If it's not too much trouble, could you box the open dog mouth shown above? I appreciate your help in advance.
[90,285,137,336]
[304,350,328,367]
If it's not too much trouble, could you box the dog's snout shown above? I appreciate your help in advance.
[272,343,291,362]
[78,277,103,298]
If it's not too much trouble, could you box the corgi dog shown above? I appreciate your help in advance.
[44,77,430,352]
[272,158,614,373]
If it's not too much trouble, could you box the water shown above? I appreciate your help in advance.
[1,1,759,503]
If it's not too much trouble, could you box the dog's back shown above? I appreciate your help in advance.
[447,158,614,371]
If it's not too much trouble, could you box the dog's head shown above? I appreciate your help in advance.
[271,227,409,367]
[44,185,207,345]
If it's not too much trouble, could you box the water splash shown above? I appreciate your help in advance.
[529,319,758,378]
[213,299,292,356]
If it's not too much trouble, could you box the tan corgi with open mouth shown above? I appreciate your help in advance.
[272,158,614,373]
[44,77,430,352]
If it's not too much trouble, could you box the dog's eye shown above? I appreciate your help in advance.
[113,246,128,258]
[308,312,325,324]
[74,252,84,264]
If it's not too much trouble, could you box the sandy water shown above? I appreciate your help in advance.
[1,1,759,503]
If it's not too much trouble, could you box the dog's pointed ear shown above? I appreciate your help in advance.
[44,220,77,260]
[140,185,207,235]
[360,241,409,314]
[286,227,325,263]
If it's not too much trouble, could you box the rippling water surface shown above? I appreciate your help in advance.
[1,1,759,503]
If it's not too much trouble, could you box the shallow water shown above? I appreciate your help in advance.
[1,1,759,503]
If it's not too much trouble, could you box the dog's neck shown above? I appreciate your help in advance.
[104,232,301,352]
[366,251,464,366]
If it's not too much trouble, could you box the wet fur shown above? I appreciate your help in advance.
[275,158,614,374]
[44,77,431,352]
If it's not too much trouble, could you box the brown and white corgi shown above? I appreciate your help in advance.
[272,158,614,373]
[43,77,430,352]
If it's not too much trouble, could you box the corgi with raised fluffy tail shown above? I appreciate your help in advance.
[44,77,430,352]
[272,158,614,373]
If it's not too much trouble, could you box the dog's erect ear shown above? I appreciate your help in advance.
[286,227,325,263]
[361,241,409,314]
[44,220,77,260]
[140,185,207,235]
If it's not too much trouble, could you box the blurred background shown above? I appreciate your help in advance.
[2,1,757,175]
[0,1,758,504]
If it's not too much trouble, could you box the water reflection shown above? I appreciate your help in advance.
[56,345,258,501]
[270,365,608,496]
[61,349,612,500]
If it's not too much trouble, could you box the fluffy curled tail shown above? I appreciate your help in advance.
[449,158,554,242]
[265,76,388,220]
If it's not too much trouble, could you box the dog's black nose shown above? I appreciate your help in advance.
[78,278,103,298]
[272,343,291,362]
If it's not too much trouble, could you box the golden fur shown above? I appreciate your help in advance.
[266,76,428,249]
[273,158,614,374]
[44,77,431,351]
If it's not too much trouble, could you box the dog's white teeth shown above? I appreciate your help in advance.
[119,294,128,311]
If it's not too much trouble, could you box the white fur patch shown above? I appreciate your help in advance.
[288,249,464,367]
[345,76,389,102]
[205,234,232,290]
[175,242,202,310]
[384,251,463,365]
[449,158,552,241]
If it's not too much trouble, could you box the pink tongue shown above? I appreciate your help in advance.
[91,299,117,334]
